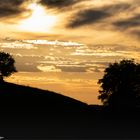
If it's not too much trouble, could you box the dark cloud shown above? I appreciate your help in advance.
[131,30,140,39]
[67,3,131,28]
[0,8,20,17]
[67,9,110,28]
[16,63,41,72]
[113,14,140,30]
[0,0,27,17]
[39,0,79,9]
[56,65,87,72]
[0,0,25,6]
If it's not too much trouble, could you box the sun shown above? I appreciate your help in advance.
[18,3,57,33]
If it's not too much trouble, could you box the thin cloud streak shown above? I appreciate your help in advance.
[1,39,139,73]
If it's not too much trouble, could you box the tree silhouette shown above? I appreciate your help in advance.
[98,59,140,111]
[0,52,17,82]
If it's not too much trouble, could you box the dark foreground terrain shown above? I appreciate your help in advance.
[0,82,89,113]
[0,82,140,139]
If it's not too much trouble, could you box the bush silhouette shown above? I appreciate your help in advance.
[98,59,140,111]
[0,52,17,82]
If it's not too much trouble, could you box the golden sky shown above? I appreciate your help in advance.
[0,0,140,104]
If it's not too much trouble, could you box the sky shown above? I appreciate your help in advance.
[0,0,140,104]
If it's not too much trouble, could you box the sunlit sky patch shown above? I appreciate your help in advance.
[18,2,58,33]
[0,0,140,104]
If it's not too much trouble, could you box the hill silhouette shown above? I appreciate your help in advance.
[0,81,89,113]
[0,82,140,139]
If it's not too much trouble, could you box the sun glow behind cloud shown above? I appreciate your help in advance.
[18,2,58,33]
